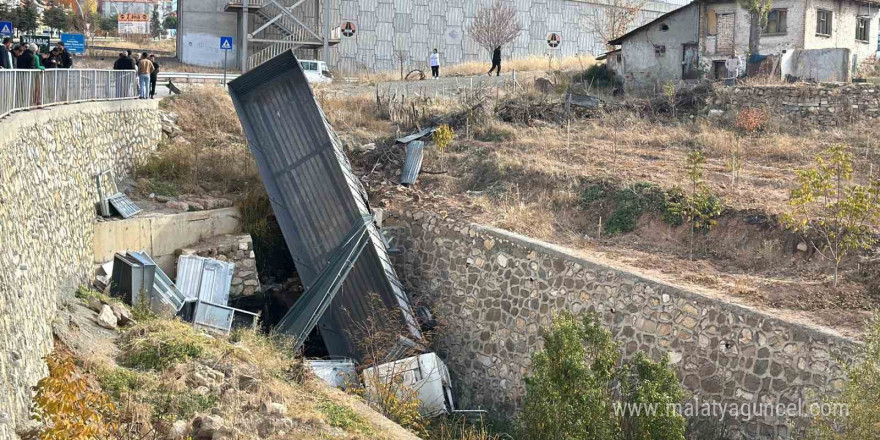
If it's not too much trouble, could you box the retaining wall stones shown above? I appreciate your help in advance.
[711,83,880,126]
[385,210,861,439]
[0,100,160,439]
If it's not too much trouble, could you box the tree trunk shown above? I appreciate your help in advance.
[747,11,762,75]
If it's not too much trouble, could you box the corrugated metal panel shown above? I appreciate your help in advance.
[396,127,436,144]
[176,255,235,305]
[131,251,188,313]
[227,50,422,358]
[107,193,142,218]
[400,141,424,185]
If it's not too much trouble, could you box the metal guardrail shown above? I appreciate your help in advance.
[0,69,138,119]
[157,72,241,82]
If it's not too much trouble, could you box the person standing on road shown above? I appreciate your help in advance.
[137,52,154,99]
[149,54,160,99]
[0,38,14,69]
[429,48,440,79]
[488,46,502,76]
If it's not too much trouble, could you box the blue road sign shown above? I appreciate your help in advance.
[60,33,86,54]
[0,22,12,36]
[220,36,233,51]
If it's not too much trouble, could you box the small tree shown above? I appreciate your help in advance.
[15,0,40,35]
[737,0,773,60]
[150,4,161,38]
[162,14,177,30]
[782,145,880,287]
[468,0,522,56]
[668,151,723,260]
[582,0,646,51]
[99,15,117,35]
[519,312,686,440]
[43,0,70,36]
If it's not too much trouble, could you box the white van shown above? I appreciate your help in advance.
[299,59,332,84]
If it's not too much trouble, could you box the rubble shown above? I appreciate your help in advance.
[96,305,118,329]
[111,303,136,326]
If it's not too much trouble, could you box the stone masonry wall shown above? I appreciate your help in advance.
[384,210,861,439]
[178,234,262,297]
[711,83,880,126]
[0,100,160,439]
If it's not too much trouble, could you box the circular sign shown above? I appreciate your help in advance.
[547,32,561,48]
[341,21,356,37]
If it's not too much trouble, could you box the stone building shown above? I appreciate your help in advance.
[609,0,880,92]
[177,0,687,73]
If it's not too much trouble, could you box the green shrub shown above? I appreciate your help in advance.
[575,64,614,89]
[578,181,685,235]
[119,321,208,371]
[663,187,722,230]
[518,312,686,440]
[149,389,218,421]
[320,401,373,435]
[95,366,140,399]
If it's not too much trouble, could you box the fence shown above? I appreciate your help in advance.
[0,69,138,119]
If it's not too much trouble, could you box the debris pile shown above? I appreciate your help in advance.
[160,110,182,140]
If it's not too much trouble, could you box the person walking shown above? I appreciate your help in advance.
[137,52,154,99]
[488,46,501,76]
[148,54,160,99]
[429,48,440,79]
[56,42,72,68]
[0,38,13,69]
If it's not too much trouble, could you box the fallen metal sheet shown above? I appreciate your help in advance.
[192,300,259,334]
[400,141,424,185]
[306,358,357,389]
[107,193,142,218]
[130,251,188,313]
[395,127,437,144]
[228,51,422,358]
[566,92,600,109]
[176,255,235,305]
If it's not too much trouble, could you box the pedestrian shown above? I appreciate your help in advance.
[488,46,501,76]
[43,48,60,69]
[113,52,129,70]
[17,44,36,69]
[12,45,24,69]
[0,37,13,69]
[56,41,72,68]
[429,48,440,79]
[137,51,154,99]
[148,54,159,99]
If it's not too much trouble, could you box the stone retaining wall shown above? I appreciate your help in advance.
[711,83,880,126]
[0,100,160,439]
[384,210,861,439]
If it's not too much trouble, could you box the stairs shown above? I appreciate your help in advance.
[239,0,340,70]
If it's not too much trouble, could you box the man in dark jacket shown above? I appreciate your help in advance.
[0,37,13,69]
[488,46,501,76]
[56,42,72,68]
[148,54,159,98]
[17,45,36,69]
[113,52,134,70]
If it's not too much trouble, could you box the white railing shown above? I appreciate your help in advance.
[0,69,138,119]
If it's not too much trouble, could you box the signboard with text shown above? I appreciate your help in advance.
[20,35,50,53]
[60,33,86,54]
[118,13,150,35]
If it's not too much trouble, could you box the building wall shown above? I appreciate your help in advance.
[385,210,860,440]
[179,0,688,72]
[803,0,879,68]
[619,4,700,93]
[0,100,160,440]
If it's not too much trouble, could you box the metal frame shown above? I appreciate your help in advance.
[0,69,138,119]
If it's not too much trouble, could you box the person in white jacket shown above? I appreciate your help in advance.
[429,48,440,79]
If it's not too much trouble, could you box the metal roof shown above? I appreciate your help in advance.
[400,141,424,185]
[227,50,422,358]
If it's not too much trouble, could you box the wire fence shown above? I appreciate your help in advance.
[0,69,138,119]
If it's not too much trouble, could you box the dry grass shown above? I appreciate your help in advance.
[347,55,596,83]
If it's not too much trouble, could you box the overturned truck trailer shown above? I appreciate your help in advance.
[227,51,422,358]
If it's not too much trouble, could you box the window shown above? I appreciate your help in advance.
[856,16,870,41]
[654,44,666,56]
[816,9,832,35]
[707,12,718,35]
[763,9,787,34]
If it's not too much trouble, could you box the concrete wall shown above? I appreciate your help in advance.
[92,207,242,274]
[803,0,879,67]
[0,100,161,440]
[619,4,700,93]
[781,48,851,82]
[177,0,241,69]
[385,210,860,440]
[179,0,687,72]
[710,83,880,125]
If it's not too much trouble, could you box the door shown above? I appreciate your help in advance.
[713,61,727,79]
[682,43,700,80]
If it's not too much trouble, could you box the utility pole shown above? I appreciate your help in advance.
[241,0,248,73]
[322,0,329,64]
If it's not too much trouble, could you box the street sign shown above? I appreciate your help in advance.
[547,32,561,48]
[0,22,12,37]
[220,36,233,50]
[341,21,356,37]
[60,33,86,54]
[21,35,50,53]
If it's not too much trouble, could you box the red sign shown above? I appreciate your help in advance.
[547,32,561,48]
[341,21,356,37]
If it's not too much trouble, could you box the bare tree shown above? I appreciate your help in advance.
[395,50,408,80]
[582,0,646,51]
[468,0,522,55]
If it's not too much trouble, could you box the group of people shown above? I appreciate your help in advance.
[427,46,503,79]
[0,37,73,70]
[113,50,160,99]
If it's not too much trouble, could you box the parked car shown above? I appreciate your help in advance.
[299,59,332,84]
